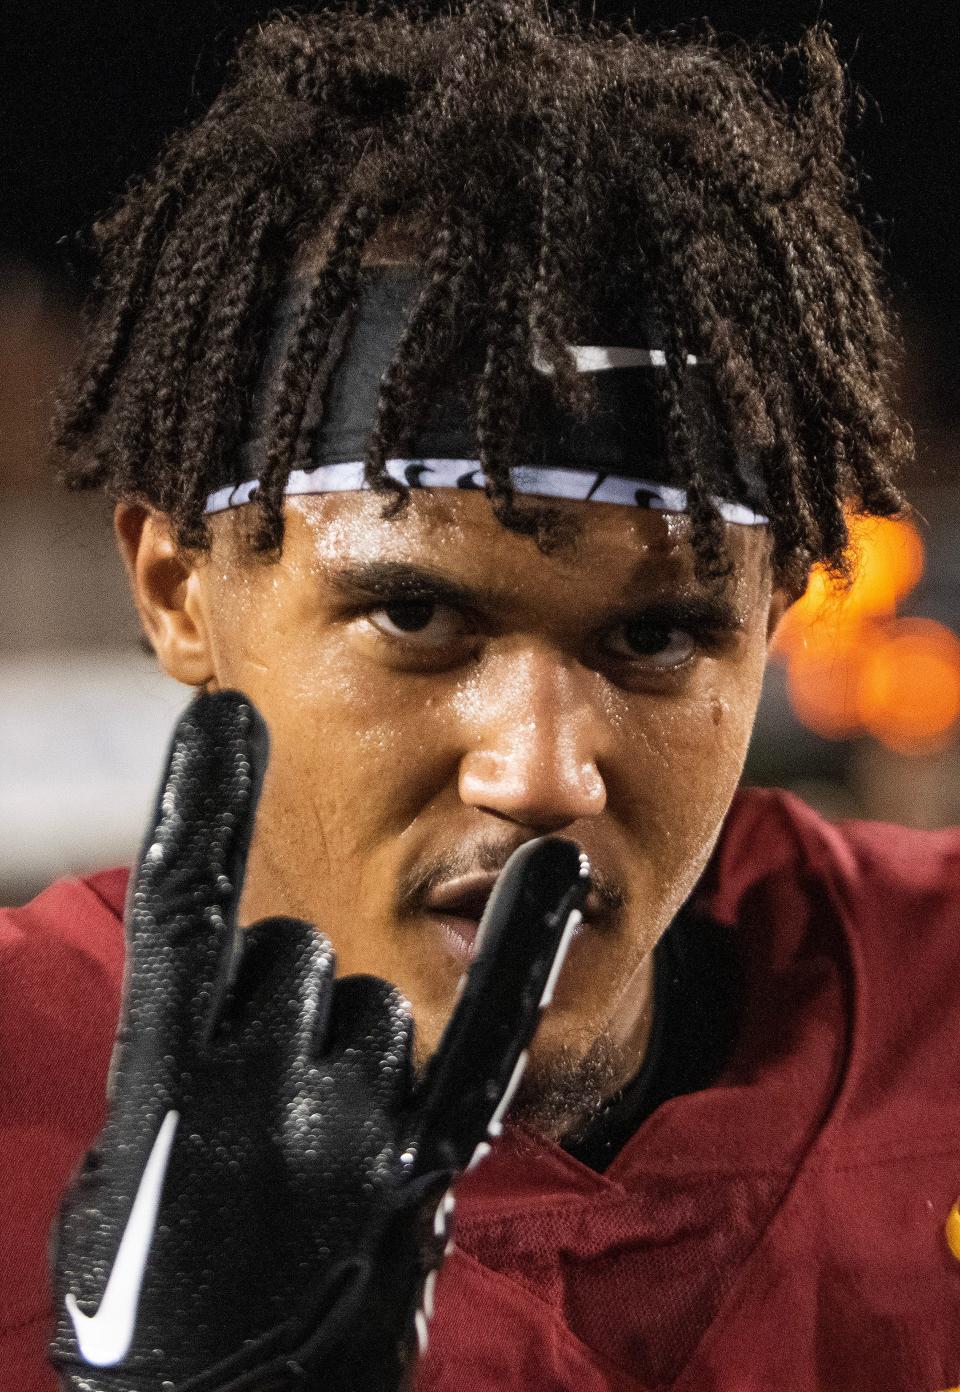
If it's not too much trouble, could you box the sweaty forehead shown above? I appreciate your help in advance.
[294,488,680,565]
[210,487,770,610]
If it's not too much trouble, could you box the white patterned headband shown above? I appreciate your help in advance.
[203,268,769,526]
[205,456,767,526]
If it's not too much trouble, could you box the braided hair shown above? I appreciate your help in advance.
[54,0,912,594]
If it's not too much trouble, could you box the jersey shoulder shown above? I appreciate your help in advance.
[0,870,127,1337]
[0,861,128,1113]
[0,867,127,1105]
[0,868,127,1011]
[710,786,960,1150]
[712,783,960,931]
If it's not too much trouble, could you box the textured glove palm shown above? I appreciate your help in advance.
[48,691,586,1392]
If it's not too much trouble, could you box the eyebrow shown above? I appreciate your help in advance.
[329,560,747,631]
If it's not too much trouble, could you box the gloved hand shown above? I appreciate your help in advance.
[48,690,587,1392]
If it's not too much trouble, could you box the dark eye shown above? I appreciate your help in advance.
[379,601,436,633]
[367,599,467,646]
[603,621,697,670]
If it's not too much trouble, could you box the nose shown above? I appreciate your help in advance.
[457,646,608,832]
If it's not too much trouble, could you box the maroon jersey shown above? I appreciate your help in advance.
[4,787,960,1391]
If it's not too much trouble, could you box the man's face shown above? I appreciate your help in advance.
[129,489,785,1132]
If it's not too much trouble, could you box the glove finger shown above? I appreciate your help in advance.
[121,688,268,1077]
[214,914,336,1064]
[322,975,414,1130]
[406,836,588,1177]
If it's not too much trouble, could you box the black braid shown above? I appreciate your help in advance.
[147,184,256,505]
[253,191,383,553]
[54,1,912,594]
[529,101,593,418]
[177,192,282,549]
[362,209,477,498]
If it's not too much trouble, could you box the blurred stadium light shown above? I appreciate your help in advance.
[771,514,960,754]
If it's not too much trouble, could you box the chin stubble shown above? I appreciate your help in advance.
[411,1030,627,1145]
[505,1033,625,1144]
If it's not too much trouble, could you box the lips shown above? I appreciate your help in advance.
[424,871,503,923]
[422,868,604,964]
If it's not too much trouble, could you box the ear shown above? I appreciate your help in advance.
[766,586,793,646]
[114,503,215,687]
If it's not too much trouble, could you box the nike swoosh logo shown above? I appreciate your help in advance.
[66,1109,180,1367]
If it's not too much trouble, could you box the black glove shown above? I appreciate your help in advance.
[48,690,587,1392]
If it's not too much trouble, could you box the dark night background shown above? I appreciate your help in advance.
[4,1,959,422]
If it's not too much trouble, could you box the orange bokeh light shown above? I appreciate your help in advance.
[845,513,925,614]
[858,620,960,754]
[772,513,960,754]
[772,514,925,659]
[784,625,879,739]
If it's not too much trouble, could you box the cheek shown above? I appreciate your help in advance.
[213,615,451,921]
[262,681,439,865]
[613,679,753,804]
[609,654,766,903]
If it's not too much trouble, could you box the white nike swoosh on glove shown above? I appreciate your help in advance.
[66,1109,180,1367]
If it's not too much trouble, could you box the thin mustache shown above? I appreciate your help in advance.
[395,835,626,919]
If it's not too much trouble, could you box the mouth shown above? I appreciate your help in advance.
[422,869,605,965]
[426,910,492,964]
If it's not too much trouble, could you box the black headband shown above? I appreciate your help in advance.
[205,264,768,525]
